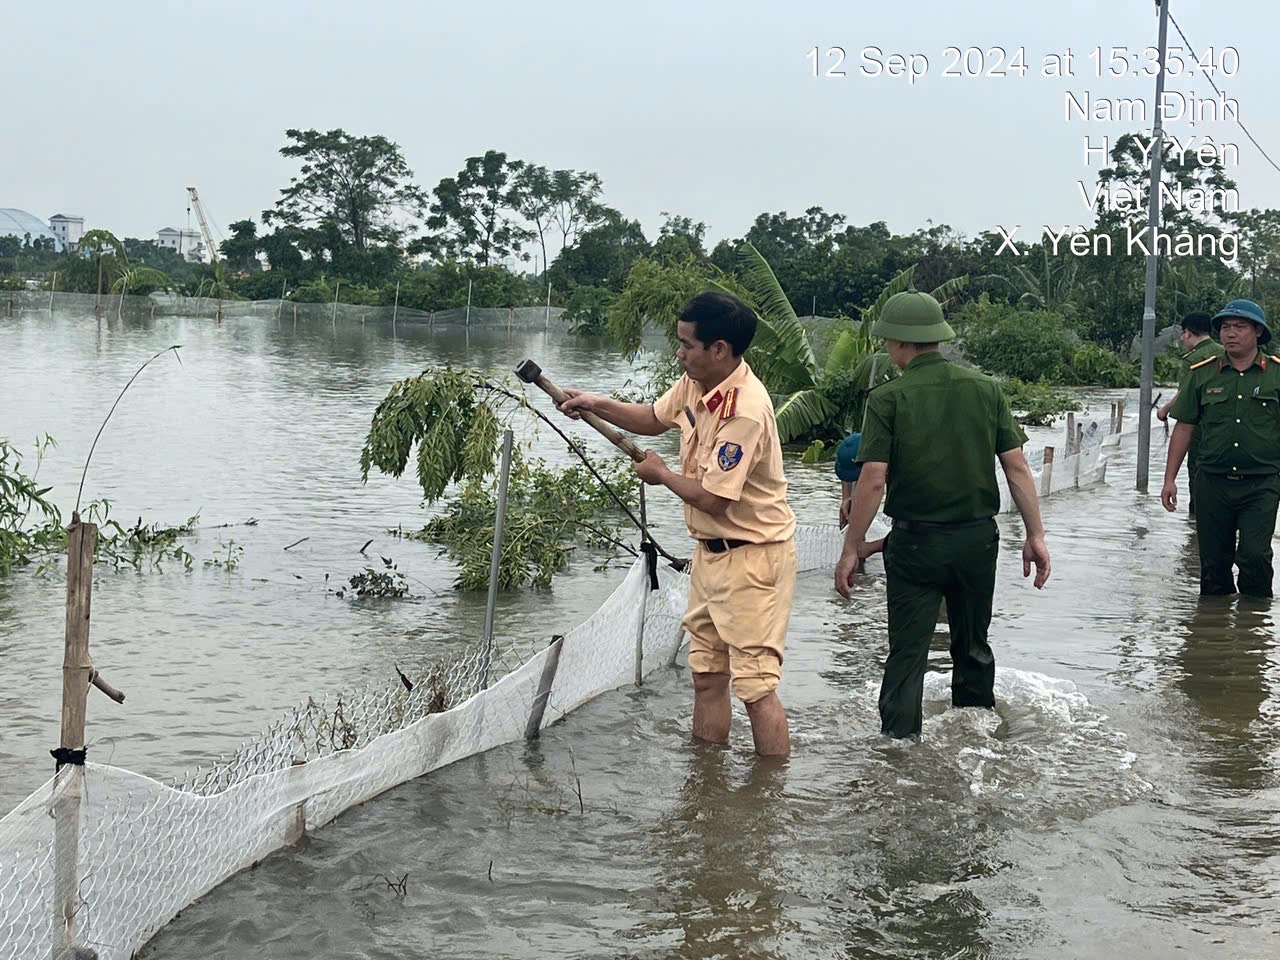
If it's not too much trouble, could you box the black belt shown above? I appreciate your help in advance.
[1214,472,1273,481]
[699,538,753,553]
[892,517,994,533]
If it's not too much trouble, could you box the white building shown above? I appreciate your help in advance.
[156,227,206,262]
[48,214,85,251]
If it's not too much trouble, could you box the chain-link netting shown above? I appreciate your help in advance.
[1,291,569,330]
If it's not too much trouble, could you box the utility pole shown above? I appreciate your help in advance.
[1137,0,1170,491]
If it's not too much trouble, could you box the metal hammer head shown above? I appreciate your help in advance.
[514,359,542,383]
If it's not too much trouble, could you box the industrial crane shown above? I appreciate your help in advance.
[185,186,220,265]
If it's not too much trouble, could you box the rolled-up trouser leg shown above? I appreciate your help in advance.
[1195,474,1239,596]
[1235,475,1279,598]
[944,522,999,709]
[881,532,946,738]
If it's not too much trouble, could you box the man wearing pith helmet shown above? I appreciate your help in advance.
[834,289,1051,739]
[1163,299,1280,597]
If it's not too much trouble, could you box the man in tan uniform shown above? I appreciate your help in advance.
[557,291,797,757]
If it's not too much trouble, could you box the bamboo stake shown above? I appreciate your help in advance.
[391,279,400,337]
[1041,446,1055,497]
[479,431,514,689]
[52,517,96,960]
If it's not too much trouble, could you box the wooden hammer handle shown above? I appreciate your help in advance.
[533,374,646,462]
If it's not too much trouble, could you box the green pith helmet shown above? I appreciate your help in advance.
[1212,298,1270,345]
[871,290,956,343]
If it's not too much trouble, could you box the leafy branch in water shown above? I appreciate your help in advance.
[362,367,651,590]
[0,435,199,575]
[999,378,1083,427]
[410,452,639,590]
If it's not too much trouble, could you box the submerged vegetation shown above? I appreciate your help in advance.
[362,368,644,590]
[0,435,200,575]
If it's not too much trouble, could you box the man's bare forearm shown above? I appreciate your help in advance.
[584,397,667,435]
[1163,423,1194,484]
[1004,459,1046,539]
[654,465,730,515]
[842,470,886,554]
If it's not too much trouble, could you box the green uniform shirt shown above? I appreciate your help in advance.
[1179,337,1225,388]
[1168,350,1280,476]
[857,352,1028,522]
[1178,338,1224,465]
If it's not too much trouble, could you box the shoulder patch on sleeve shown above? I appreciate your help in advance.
[716,442,743,470]
[1189,356,1217,370]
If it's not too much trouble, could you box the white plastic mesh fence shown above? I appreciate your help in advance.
[0,527,860,960]
[0,431,1113,960]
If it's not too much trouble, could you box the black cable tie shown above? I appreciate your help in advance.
[51,747,87,768]
[640,540,659,591]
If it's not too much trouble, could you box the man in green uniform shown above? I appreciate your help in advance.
[833,291,1052,739]
[1162,299,1280,597]
[1156,311,1225,517]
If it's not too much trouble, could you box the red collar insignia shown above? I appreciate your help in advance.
[705,391,724,413]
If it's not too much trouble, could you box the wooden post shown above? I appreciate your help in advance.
[391,279,400,337]
[1109,402,1117,434]
[1073,426,1083,487]
[53,517,97,960]
[1040,446,1055,497]
[1065,413,1076,455]
[1117,399,1126,432]
[525,637,564,739]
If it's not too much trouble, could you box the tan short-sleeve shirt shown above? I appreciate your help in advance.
[653,362,796,543]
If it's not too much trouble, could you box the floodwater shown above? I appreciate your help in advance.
[2,308,1278,958]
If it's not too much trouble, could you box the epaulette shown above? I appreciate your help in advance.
[718,386,739,421]
[1270,354,1280,365]
[1189,356,1217,370]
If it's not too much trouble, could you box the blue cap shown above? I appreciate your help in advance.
[835,432,863,482]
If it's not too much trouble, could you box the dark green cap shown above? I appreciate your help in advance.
[871,291,955,343]
[1212,298,1270,345]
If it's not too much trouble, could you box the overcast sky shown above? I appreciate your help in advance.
[4,0,1277,251]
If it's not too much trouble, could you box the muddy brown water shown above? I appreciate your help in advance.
[1,309,1276,958]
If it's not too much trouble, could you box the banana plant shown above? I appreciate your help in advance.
[711,242,835,443]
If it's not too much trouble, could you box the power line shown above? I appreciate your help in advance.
[1167,10,1280,177]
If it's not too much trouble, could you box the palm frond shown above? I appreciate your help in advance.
[857,265,917,336]
[732,241,817,376]
[774,388,834,444]
[929,274,969,309]
[824,328,874,378]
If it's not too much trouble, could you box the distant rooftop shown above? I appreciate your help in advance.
[49,213,83,222]
[0,208,62,251]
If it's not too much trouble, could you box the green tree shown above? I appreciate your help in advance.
[262,128,428,252]
[546,211,650,292]
[652,213,708,262]
[548,169,606,253]
[1092,131,1238,236]
[220,219,261,272]
[1230,208,1280,304]
[76,229,126,303]
[426,150,531,266]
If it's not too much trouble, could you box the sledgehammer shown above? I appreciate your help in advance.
[515,359,645,462]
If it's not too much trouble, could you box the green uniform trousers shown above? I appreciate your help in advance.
[1194,472,1280,597]
[880,520,1000,738]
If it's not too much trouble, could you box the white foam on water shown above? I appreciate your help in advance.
[843,667,1151,816]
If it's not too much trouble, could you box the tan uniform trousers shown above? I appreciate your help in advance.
[684,538,797,703]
